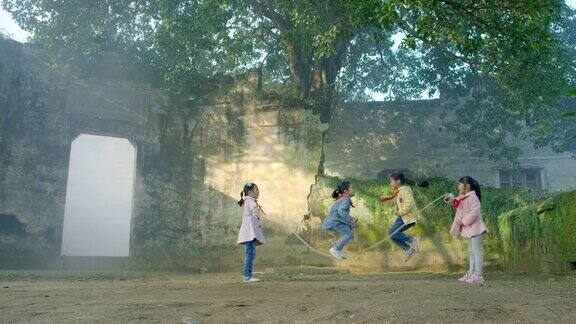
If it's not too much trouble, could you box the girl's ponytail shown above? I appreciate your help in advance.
[238,182,258,207]
[237,191,245,207]
[332,181,351,199]
[416,181,430,188]
[389,171,429,188]
[459,176,482,201]
[472,178,482,201]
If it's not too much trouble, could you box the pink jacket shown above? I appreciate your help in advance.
[237,196,266,245]
[446,191,488,238]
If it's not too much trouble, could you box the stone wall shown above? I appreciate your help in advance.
[498,191,576,273]
[325,101,576,191]
[306,176,575,274]
[1,37,574,274]
[0,38,327,271]
[178,93,328,271]
[0,38,164,268]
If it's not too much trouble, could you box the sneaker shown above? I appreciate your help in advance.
[411,236,420,252]
[243,277,262,283]
[464,275,484,284]
[458,273,472,282]
[404,248,416,262]
[329,247,343,260]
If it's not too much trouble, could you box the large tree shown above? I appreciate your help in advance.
[3,0,575,157]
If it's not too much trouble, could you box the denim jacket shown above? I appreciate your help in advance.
[322,196,354,230]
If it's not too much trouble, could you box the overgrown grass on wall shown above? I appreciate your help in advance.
[94,174,575,272]
[317,175,536,236]
[317,175,575,273]
[497,191,576,272]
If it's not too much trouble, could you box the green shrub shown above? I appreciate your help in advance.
[317,175,534,238]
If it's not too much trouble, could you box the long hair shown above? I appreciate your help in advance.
[332,181,351,199]
[238,182,258,207]
[459,176,481,201]
[388,171,429,188]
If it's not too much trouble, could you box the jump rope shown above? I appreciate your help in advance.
[255,193,448,259]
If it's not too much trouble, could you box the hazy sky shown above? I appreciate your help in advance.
[61,134,136,257]
[2,1,576,43]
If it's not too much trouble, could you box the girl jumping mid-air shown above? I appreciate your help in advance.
[237,183,266,283]
[380,172,426,262]
[444,176,488,284]
[322,181,358,260]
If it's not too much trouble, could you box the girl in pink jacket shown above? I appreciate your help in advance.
[444,176,488,284]
[237,183,266,283]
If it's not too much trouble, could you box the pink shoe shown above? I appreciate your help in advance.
[465,275,484,284]
[458,273,471,282]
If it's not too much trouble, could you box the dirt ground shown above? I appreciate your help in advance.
[1,270,575,323]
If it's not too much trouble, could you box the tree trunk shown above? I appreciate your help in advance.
[284,40,313,98]
[309,41,348,122]
[246,1,348,121]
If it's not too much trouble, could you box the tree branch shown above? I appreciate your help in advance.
[245,0,290,33]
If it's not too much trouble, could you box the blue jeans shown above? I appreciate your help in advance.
[242,240,256,279]
[331,222,354,251]
[389,217,412,251]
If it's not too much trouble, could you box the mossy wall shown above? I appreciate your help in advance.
[498,191,576,273]
[0,38,327,271]
[2,37,574,274]
[305,176,534,272]
[306,176,575,273]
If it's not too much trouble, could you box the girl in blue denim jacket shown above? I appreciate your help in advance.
[322,181,358,260]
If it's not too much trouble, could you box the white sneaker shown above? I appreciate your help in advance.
[329,247,343,260]
[243,277,262,283]
[404,248,416,262]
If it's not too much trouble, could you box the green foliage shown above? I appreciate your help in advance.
[3,0,575,156]
[498,206,540,248]
[558,191,576,259]
[564,86,576,118]
[318,175,576,272]
[497,190,576,270]
[318,175,534,239]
